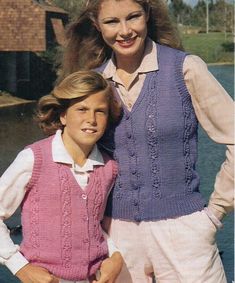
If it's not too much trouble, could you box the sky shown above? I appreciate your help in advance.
[184,0,198,6]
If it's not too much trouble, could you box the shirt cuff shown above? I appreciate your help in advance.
[4,251,29,275]
[107,237,120,256]
[204,207,224,229]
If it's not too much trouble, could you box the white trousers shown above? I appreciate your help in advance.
[107,210,227,283]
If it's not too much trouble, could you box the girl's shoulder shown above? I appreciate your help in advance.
[26,135,54,151]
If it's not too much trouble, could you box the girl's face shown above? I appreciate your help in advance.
[60,91,109,154]
[95,0,149,61]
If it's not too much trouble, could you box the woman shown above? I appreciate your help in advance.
[59,0,234,282]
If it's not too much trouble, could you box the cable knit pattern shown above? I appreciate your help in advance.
[20,136,117,280]
[99,43,206,222]
[175,52,198,193]
[23,145,43,260]
[146,72,161,199]
[59,166,72,269]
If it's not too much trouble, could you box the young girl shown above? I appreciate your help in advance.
[0,71,123,283]
[59,0,234,282]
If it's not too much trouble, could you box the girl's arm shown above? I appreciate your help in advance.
[0,148,33,274]
[93,251,123,283]
[184,55,234,220]
[0,148,60,283]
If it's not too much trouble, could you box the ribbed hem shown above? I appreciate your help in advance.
[107,192,206,222]
[33,260,102,281]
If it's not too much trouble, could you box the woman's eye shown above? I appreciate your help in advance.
[103,19,118,25]
[128,14,141,21]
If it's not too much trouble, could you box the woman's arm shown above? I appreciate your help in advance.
[184,55,234,220]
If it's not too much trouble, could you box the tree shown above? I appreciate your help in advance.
[51,0,85,19]
[191,0,207,28]
[209,0,234,32]
[169,0,193,25]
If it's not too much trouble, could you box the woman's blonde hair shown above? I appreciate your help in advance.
[59,0,183,79]
[36,70,121,135]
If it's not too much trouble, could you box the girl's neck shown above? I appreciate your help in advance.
[63,138,92,167]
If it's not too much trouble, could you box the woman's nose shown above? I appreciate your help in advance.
[119,21,132,37]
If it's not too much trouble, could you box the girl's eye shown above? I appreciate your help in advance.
[78,108,86,112]
[97,109,106,114]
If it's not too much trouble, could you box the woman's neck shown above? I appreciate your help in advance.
[115,44,145,74]
[116,54,142,74]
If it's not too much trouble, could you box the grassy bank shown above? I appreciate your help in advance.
[181,32,234,64]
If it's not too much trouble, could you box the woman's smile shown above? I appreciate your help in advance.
[95,0,149,65]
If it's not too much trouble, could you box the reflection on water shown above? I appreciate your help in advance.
[0,65,234,282]
[0,103,44,173]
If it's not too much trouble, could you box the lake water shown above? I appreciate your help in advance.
[0,65,234,282]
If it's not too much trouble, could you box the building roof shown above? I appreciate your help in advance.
[0,0,68,51]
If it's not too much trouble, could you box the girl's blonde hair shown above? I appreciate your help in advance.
[59,0,183,79]
[36,70,121,135]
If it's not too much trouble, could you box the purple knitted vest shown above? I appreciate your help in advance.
[97,43,206,222]
[20,135,117,280]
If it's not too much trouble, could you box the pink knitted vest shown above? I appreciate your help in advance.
[20,135,117,280]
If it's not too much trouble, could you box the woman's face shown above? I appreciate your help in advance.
[95,0,149,61]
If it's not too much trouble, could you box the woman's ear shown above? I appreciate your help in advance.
[60,112,67,126]
[90,13,101,31]
[145,7,150,22]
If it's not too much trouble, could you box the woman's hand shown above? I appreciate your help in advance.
[92,252,123,283]
[16,263,59,283]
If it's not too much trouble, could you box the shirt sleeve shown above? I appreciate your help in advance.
[0,148,34,274]
[183,55,234,219]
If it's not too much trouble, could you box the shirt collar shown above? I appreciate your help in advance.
[52,130,104,172]
[103,38,159,80]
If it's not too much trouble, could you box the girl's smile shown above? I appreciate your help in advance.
[60,90,109,160]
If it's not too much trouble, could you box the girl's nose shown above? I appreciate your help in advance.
[87,111,97,125]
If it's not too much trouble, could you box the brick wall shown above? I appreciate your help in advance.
[0,0,67,51]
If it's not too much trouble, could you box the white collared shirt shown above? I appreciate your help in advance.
[52,130,104,189]
[0,130,118,275]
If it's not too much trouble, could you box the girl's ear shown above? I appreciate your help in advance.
[60,112,67,126]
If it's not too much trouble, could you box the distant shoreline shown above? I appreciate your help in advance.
[207,62,234,66]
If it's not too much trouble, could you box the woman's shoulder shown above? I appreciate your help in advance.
[93,60,110,74]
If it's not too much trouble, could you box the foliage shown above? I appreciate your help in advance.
[182,32,234,63]
[209,0,234,32]
[169,0,193,25]
[221,42,234,52]
[51,0,85,20]
[169,0,234,33]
